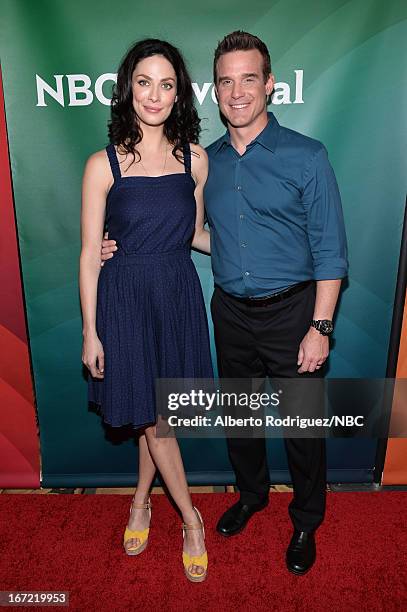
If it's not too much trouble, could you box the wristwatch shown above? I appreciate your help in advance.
[311,319,334,336]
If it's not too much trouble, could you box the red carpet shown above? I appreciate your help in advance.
[0,492,406,611]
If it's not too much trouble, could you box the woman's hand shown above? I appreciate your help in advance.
[82,332,105,378]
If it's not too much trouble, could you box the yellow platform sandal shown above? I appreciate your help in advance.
[123,496,152,556]
[182,506,208,582]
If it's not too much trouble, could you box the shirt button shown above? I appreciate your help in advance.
[239,214,244,219]
[241,242,247,248]
[244,271,250,276]
[237,185,242,190]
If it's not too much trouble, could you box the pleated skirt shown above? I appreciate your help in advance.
[87,249,214,428]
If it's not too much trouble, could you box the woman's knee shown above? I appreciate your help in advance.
[144,424,172,449]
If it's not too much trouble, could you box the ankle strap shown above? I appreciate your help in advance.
[132,499,152,510]
[182,506,203,530]
[182,522,202,530]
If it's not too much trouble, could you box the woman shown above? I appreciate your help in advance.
[79,39,212,582]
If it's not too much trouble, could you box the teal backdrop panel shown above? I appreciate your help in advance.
[0,0,406,485]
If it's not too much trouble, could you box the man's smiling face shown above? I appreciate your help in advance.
[215,49,274,129]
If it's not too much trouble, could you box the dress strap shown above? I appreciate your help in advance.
[106,143,122,182]
[183,143,192,175]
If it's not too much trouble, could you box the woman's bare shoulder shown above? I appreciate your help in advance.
[189,142,208,161]
[189,143,208,174]
[86,147,109,165]
[84,148,111,179]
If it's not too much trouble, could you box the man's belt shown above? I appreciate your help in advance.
[215,280,313,307]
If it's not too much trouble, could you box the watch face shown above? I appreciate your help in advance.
[320,320,333,335]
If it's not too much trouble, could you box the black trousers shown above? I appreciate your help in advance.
[210,282,326,532]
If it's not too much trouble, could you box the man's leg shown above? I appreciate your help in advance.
[283,437,326,531]
[210,287,270,534]
[254,282,326,572]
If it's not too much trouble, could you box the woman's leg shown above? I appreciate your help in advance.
[125,433,156,549]
[144,423,206,576]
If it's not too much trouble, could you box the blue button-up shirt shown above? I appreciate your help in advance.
[204,112,348,297]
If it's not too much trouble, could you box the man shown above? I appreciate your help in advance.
[101,31,348,575]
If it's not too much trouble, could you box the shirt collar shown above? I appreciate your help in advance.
[214,128,231,153]
[214,111,280,154]
[253,112,280,152]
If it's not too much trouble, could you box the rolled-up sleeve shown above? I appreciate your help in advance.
[302,145,349,280]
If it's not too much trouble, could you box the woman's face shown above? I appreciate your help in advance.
[131,54,177,128]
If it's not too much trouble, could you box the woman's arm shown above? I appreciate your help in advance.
[79,150,111,378]
[190,143,210,255]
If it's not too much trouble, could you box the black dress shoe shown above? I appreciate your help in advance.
[216,499,269,537]
[286,529,316,575]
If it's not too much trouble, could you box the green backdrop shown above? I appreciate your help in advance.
[1,0,406,485]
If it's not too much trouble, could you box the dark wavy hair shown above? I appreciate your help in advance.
[108,39,200,164]
[213,31,271,84]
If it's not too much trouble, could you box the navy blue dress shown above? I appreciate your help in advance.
[88,143,213,428]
